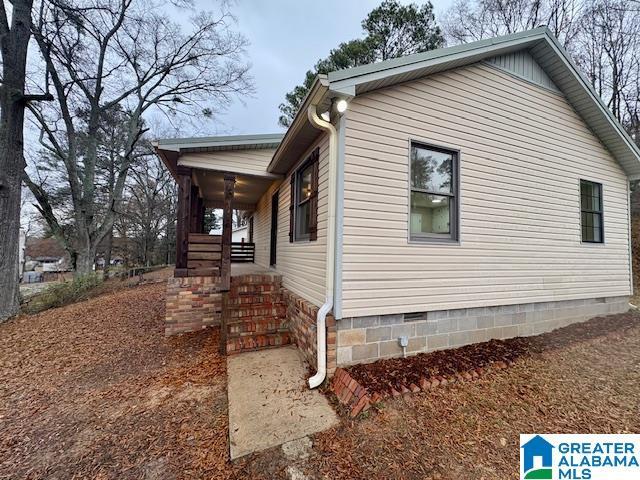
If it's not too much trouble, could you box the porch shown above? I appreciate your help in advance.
[155,134,336,371]
[173,168,269,291]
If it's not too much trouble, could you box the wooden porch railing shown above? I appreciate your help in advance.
[231,242,255,263]
[186,233,221,276]
[173,168,235,290]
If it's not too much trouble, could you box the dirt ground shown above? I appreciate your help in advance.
[1,282,639,479]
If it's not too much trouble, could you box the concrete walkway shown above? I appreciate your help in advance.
[227,346,338,460]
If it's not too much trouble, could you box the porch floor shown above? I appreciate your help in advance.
[227,346,338,459]
[230,262,274,277]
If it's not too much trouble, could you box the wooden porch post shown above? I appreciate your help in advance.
[175,166,192,276]
[198,198,205,234]
[190,185,199,234]
[221,173,236,291]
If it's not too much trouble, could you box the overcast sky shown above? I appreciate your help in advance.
[191,0,454,136]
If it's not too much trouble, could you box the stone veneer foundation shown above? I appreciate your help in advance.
[165,276,222,336]
[335,296,629,366]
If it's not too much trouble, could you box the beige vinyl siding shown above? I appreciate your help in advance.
[178,148,277,177]
[341,61,631,318]
[252,134,329,307]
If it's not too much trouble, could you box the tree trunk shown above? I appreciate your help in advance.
[75,246,97,276]
[103,227,113,279]
[0,0,34,322]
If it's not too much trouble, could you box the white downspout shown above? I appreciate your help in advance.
[307,104,338,389]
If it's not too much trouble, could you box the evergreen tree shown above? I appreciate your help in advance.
[278,1,444,127]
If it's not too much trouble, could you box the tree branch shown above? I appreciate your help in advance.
[20,92,54,103]
[0,1,9,40]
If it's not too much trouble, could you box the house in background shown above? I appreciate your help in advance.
[154,27,639,388]
[232,225,249,243]
[24,237,71,280]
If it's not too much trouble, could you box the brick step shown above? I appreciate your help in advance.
[228,326,288,338]
[227,299,286,312]
[225,312,286,325]
[229,287,282,296]
[228,306,287,319]
[226,293,284,306]
[226,332,291,355]
[227,318,288,336]
[230,274,282,286]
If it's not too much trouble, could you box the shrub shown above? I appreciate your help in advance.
[23,273,104,314]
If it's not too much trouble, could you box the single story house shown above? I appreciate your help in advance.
[154,27,638,388]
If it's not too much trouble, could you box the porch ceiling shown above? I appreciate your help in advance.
[193,169,276,211]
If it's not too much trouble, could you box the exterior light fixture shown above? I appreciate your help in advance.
[336,99,348,113]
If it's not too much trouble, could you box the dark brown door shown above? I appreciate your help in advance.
[270,191,279,266]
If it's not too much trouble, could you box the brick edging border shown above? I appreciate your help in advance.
[331,360,512,417]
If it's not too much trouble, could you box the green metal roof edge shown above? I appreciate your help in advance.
[325,25,640,171]
[328,27,549,83]
[540,29,640,163]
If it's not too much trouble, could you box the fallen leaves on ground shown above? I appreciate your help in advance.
[346,312,640,394]
[306,311,640,479]
[2,283,639,480]
[0,283,274,480]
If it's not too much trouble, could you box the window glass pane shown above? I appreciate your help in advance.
[580,181,601,211]
[297,164,313,204]
[411,145,453,193]
[581,212,602,242]
[410,192,450,235]
[296,200,310,237]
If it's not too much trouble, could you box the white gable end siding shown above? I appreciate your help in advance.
[252,134,329,307]
[340,62,631,318]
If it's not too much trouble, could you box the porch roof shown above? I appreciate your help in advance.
[152,133,284,182]
[193,169,276,211]
[155,133,283,153]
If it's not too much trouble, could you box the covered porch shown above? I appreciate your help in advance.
[173,168,274,290]
[154,134,283,291]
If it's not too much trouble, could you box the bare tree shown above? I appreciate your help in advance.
[24,0,252,275]
[121,154,174,266]
[443,0,640,136]
[577,0,640,121]
[443,0,582,47]
[0,0,53,321]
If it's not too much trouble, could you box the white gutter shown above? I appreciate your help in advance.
[307,103,338,389]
